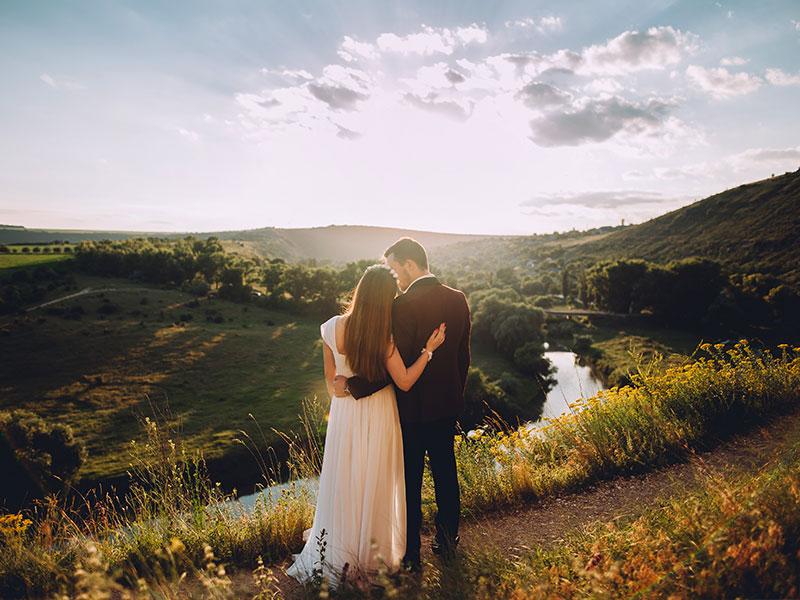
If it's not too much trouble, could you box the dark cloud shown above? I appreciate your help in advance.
[517,82,572,108]
[521,190,668,209]
[403,93,472,121]
[308,83,368,111]
[529,97,673,146]
[335,124,362,140]
[258,98,280,108]
[445,69,466,84]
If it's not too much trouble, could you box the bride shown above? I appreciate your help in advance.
[286,263,445,586]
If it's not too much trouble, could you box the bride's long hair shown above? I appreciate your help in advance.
[342,264,398,382]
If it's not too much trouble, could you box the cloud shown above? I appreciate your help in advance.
[582,78,624,94]
[653,145,800,180]
[376,24,487,56]
[580,26,696,75]
[335,124,362,140]
[529,96,674,146]
[308,83,368,111]
[505,16,563,34]
[737,146,800,163]
[720,56,749,66]
[793,19,800,31]
[445,70,466,84]
[403,93,473,121]
[521,189,670,209]
[517,82,572,108]
[765,67,800,86]
[686,65,763,98]
[307,65,371,111]
[177,128,200,142]
[338,36,379,62]
[39,72,85,90]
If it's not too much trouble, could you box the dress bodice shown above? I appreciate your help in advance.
[321,315,354,377]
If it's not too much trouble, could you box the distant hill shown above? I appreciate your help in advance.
[0,224,495,264]
[568,169,800,282]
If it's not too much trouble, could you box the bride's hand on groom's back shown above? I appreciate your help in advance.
[426,323,446,353]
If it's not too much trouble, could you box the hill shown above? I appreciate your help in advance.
[568,169,800,281]
[0,224,496,265]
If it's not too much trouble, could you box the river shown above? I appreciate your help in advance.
[539,351,605,420]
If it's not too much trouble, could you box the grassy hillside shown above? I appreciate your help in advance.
[569,169,800,281]
[0,279,330,487]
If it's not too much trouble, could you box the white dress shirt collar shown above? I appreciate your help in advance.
[404,273,436,293]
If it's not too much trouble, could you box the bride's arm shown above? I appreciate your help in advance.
[323,342,337,398]
[385,324,446,391]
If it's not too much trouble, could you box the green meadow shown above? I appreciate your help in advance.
[1,276,329,487]
[0,252,73,270]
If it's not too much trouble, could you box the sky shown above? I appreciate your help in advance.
[1,1,799,235]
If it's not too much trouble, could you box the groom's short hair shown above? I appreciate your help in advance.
[384,237,428,270]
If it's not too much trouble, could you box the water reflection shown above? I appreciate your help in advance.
[539,352,604,420]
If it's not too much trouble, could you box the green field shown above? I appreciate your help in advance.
[1,280,330,485]
[0,252,73,269]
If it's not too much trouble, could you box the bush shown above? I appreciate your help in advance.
[461,367,507,431]
[513,341,554,382]
[532,295,554,308]
[0,410,85,507]
[573,334,594,355]
[96,303,120,315]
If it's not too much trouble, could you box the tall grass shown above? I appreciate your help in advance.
[453,341,800,517]
[448,432,800,599]
[1,341,798,598]
[0,399,325,598]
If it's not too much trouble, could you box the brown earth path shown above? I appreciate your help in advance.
[221,406,800,598]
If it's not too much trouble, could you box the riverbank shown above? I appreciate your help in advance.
[2,341,798,598]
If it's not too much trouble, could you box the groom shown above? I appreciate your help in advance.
[334,237,471,570]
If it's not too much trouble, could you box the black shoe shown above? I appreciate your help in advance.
[401,556,422,574]
[431,535,459,559]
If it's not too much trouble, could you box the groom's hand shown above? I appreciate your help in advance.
[332,375,349,397]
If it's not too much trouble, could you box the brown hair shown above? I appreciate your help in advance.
[342,264,398,381]
[384,237,428,270]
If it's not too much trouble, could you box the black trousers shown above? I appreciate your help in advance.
[401,417,460,562]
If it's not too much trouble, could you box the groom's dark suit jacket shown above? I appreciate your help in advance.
[348,276,471,424]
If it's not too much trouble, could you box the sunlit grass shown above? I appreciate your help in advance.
[1,341,798,598]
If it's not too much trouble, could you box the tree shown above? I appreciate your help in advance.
[513,341,553,383]
[0,410,85,507]
[586,260,649,313]
[460,367,506,430]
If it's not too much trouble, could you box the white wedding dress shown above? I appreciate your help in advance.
[286,315,406,586]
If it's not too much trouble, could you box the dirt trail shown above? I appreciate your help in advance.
[218,407,800,598]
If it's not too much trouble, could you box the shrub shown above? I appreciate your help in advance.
[96,303,120,315]
[0,410,85,507]
[532,295,554,308]
[461,367,506,431]
[513,341,554,382]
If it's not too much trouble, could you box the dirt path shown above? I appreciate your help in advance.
[219,407,800,598]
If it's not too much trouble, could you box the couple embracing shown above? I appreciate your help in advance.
[287,237,471,586]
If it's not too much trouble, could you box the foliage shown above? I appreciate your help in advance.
[0,410,85,508]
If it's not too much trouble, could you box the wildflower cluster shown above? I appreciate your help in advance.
[450,341,800,516]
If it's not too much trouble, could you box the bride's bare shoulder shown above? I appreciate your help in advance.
[335,314,348,348]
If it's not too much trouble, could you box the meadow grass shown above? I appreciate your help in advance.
[0,252,73,270]
[429,431,800,599]
[1,279,329,485]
